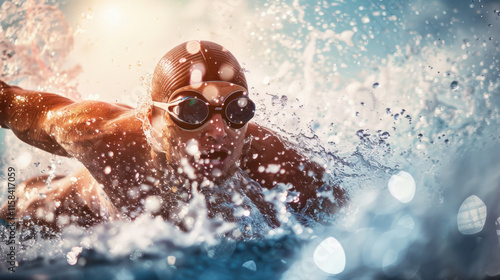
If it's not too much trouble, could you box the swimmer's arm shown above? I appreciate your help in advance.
[0,80,137,157]
[0,80,75,156]
[243,123,347,214]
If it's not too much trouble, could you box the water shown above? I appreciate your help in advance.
[1,0,500,279]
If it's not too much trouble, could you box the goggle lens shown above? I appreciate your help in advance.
[225,97,255,124]
[174,98,209,124]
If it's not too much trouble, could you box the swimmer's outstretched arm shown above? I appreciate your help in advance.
[0,80,140,159]
[0,80,74,156]
[244,123,347,216]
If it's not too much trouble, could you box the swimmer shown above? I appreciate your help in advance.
[0,41,346,234]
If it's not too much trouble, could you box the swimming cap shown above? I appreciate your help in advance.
[151,41,248,102]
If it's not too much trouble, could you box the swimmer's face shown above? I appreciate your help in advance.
[153,82,250,181]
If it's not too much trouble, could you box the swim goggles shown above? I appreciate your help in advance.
[152,90,256,130]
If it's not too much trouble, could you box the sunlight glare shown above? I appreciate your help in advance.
[101,5,123,27]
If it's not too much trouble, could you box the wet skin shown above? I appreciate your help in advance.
[0,80,346,232]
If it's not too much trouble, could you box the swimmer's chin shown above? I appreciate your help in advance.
[196,163,237,184]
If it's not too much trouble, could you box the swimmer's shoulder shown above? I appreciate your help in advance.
[245,122,274,140]
[245,122,286,151]
[50,100,142,135]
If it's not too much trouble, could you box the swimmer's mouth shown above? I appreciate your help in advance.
[200,150,229,162]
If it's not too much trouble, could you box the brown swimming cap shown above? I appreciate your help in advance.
[151,40,248,102]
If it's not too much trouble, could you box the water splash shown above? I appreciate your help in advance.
[0,0,81,97]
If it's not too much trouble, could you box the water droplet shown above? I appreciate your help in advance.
[388,171,416,203]
[66,246,83,265]
[265,164,281,174]
[167,256,176,266]
[373,82,380,89]
[457,195,487,235]
[104,166,112,174]
[242,260,257,271]
[211,168,222,177]
[185,139,199,156]
[313,237,346,274]
[144,196,161,213]
[237,98,248,108]
[356,129,365,138]
[280,95,288,106]
[450,81,459,90]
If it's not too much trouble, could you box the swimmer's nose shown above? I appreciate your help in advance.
[204,114,227,142]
